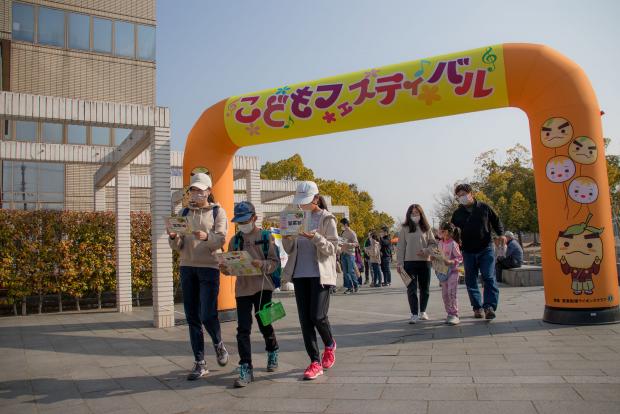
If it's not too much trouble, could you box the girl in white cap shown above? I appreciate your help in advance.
[167,172,229,380]
[282,181,339,380]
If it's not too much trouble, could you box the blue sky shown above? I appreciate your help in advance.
[157,0,620,223]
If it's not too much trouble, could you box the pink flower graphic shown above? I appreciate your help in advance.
[322,111,337,124]
[364,69,380,79]
[246,123,260,136]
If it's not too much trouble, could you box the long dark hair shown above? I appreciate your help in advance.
[403,204,430,233]
[207,193,215,203]
[316,195,329,211]
[439,221,461,245]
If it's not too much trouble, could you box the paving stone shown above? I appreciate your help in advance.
[476,384,582,400]
[534,401,620,414]
[429,401,537,414]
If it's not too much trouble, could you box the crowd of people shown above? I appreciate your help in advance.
[167,176,524,387]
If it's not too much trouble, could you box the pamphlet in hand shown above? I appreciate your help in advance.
[397,267,413,287]
[215,250,262,276]
[429,248,449,275]
[164,216,193,235]
[279,205,309,236]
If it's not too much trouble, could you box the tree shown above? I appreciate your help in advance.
[259,154,394,238]
[261,154,315,181]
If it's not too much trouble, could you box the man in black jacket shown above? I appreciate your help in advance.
[379,227,392,286]
[451,184,505,320]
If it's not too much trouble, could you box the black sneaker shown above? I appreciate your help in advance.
[484,307,496,320]
[233,363,254,387]
[214,342,229,366]
[343,289,352,295]
[267,350,279,372]
[354,286,359,293]
[187,360,208,381]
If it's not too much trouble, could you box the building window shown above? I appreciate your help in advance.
[93,17,112,54]
[12,2,35,42]
[114,128,132,145]
[15,121,37,142]
[68,12,90,51]
[114,21,135,58]
[67,124,86,145]
[2,161,64,211]
[91,126,111,146]
[38,6,65,47]
[137,25,156,61]
[41,123,63,144]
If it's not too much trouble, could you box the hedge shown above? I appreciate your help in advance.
[0,210,180,316]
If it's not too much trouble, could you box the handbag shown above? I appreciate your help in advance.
[255,271,286,325]
[256,300,286,326]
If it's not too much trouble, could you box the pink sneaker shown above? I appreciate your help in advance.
[303,361,324,380]
[321,341,336,369]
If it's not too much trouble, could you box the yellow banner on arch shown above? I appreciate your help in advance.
[224,45,508,147]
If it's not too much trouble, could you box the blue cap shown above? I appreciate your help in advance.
[232,201,256,223]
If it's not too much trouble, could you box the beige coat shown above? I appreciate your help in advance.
[396,225,438,267]
[168,203,228,269]
[365,238,381,264]
[282,209,339,286]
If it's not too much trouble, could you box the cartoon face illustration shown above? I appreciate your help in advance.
[545,156,576,183]
[569,136,598,165]
[568,176,598,204]
[541,117,573,148]
[555,213,603,270]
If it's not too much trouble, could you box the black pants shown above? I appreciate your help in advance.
[380,256,392,284]
[363,258,370,283]
[293,277,334,363]
[180,266,222,362]
[236,290,279,368]
[495,257,520,283]
[404,261,431,315]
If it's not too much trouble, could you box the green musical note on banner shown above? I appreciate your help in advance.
[283,116,295,129]
[414,60,431,78]
[482,47,497,72]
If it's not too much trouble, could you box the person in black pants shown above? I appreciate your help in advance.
[379,227,393,286]
[396,204,438,324]
[220,201,280,388]
[282,181,339,381]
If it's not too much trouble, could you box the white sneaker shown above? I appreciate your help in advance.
[419,312,429,321]
[274,287,281,292]
[409,314,419,324]
[446,315,460,325]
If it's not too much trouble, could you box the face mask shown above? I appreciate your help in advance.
[458,195,471,205]
[410,215,420,223]
[190,193,207,203]
[238,223,254,234]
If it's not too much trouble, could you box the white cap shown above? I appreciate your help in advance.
[189,173,212,190]
[292,181,319,205]
[504,231,516,239]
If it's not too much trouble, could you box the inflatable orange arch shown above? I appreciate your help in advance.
[183,43,619,325]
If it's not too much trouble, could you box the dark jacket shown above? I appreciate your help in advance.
[451,200,504,254]
[380,236,392,258]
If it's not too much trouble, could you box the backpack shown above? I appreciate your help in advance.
[181,206,219,231]
[231,229,282,284]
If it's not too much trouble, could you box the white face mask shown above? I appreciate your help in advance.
[238,223,254,234]
[190,193,207,204]
[410,215,420,223]
[458,195,471,205]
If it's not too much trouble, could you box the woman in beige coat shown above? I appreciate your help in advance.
[282,181,338,380]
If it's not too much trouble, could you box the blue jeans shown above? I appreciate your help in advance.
[371,262,382,286]
[341,254,359,290]
[180,266,222,361]
[462,246,499,311]
[380,256,392,284]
